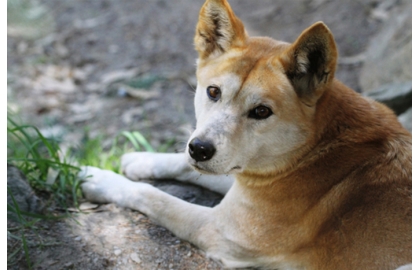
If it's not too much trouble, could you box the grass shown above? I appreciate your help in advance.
[74,129,175,172]
[7,114,175,268]
[75,130,155,173]
[7,116,81,208]
[7,115,81,268]
[7,115,172,206]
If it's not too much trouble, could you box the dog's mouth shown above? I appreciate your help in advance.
[191,163,216,174]
[229,166,242,173]
[191,163,242,175]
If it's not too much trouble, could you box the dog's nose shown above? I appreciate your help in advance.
[188,138,216,162]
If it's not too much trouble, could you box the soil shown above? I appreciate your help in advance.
[7,0,401,269]
[8,180,224,270]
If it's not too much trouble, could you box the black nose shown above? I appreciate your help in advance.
[188,138,216,162]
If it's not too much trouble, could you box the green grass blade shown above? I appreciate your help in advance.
[7,243,22,263]
[120,131,155,152]
[7,187,25,224]
[21,233,32,269]
[120,131,141,151]
[132,131,155,152]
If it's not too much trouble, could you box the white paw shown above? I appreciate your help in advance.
[121,152,163,180]
[79,166,132,204]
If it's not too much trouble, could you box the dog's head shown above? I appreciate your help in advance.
[186,0,338,177]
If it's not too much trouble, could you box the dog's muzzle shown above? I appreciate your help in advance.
[188,138,216,162]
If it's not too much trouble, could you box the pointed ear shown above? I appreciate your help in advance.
[194,0,247,59]
[280,22,338,106]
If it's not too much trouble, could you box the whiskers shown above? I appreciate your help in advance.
[183,73,197,94]
[175,125,196,153]
[186,80,196,94]
[175,71,196,95]
[194,173,203,182]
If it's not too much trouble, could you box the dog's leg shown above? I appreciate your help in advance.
[121,152,233,194]
[80,166,216,248]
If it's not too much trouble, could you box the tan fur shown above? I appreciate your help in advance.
[82,0,411,269]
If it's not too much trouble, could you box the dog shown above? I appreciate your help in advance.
[81,0,412,269]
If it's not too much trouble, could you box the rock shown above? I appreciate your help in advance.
[114,84,160,100]
[152,180,223,207]
[64,262,74,268]
[31,65,79,94]
[7,164,44,220]
[100,68,140,85]
[39,125,66,140]
[365,81,412,115]
[79,202,99,211]
[104,74,164,99]
[364,81,411,132]
[398,108,412,132]
[130,252,141,264]
[359,0,411,93]
[370,0,400,21]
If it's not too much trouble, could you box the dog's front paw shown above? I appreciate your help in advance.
[79,166,131,204]
[121,152,163,180]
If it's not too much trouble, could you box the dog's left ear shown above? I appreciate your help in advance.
[280,22,338,106]
[194,0,247,60]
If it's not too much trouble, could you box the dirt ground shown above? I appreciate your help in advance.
[8,179,224,270]
[7,0,409,269]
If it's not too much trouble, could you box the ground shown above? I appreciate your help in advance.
[7,0,410,269]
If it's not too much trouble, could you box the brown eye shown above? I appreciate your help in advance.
[207,86,221,101]
[248,106,273,120]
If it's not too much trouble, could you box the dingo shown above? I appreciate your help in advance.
[81,0,412,269]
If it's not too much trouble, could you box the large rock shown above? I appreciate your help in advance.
[365,81,411,132]
[359,0,412,93]
[366,81,411,115]
[7,164,44,219]
[398,107,412,132]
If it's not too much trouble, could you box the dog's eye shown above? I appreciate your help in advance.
[248,106,273,120]
[207,86,221,101]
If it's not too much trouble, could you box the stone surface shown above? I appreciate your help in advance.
[130,253,141,264]
[7,164,44,219]
[398,107,412,132]
[152,179,223,207]
[365,81,412,132]
[359,0,412,93]
[365,81,412,115]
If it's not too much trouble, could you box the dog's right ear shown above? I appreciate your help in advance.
[194,0,247,60]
